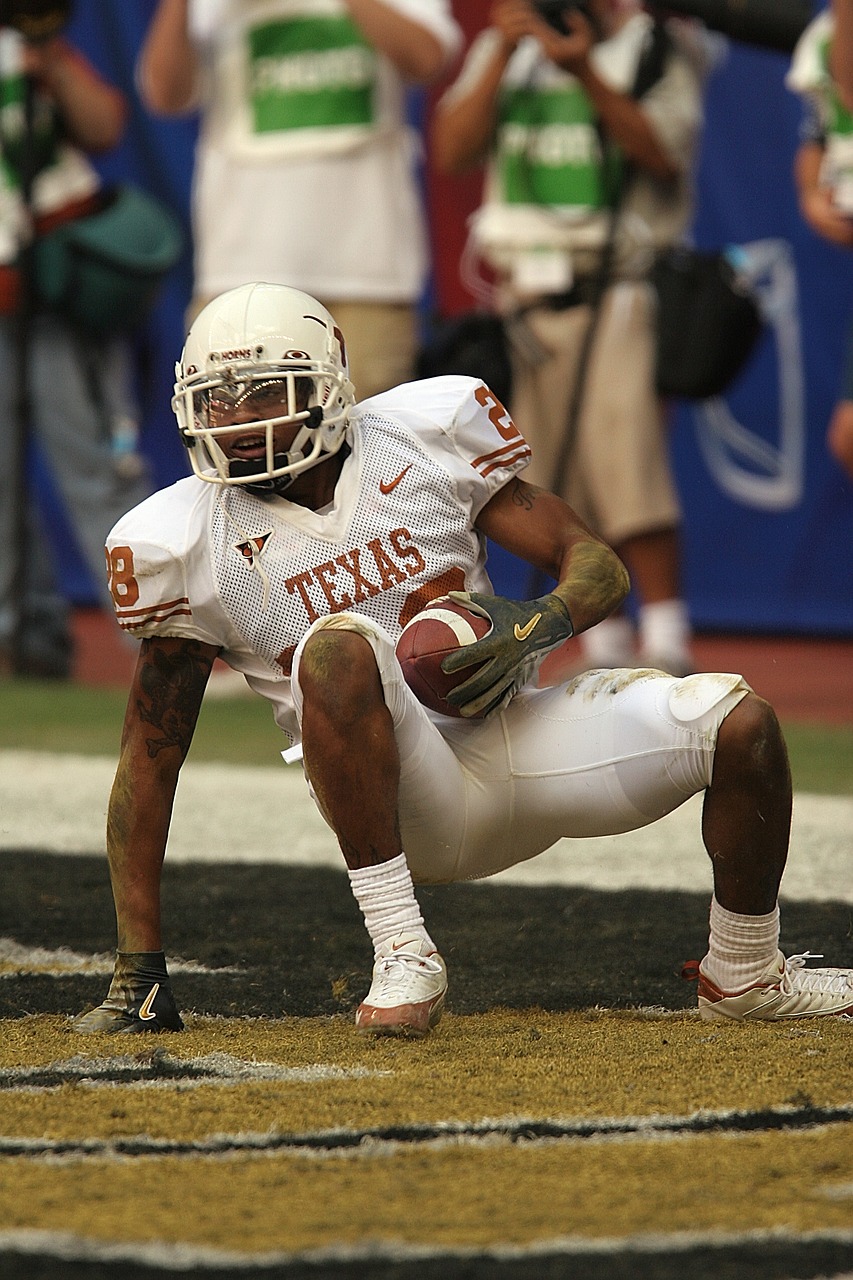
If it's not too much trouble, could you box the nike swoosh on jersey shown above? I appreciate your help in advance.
[514,613,542,642]
[379,465,412,495]
[138,983,160,1020]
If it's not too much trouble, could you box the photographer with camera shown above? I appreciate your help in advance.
[137,0,462,402]
[0,0,152,679]
[432,0,708,675]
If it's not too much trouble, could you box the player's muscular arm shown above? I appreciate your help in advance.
[443,481,629,717]
[476,478,630,632]
[108,637,219,951]
[131,638,219,758]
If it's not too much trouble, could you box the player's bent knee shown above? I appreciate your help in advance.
[715,691,787,775]
[299,626,378,696]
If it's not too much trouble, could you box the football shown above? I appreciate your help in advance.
[395,596,491,718]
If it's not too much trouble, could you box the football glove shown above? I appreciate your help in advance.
[441,590,574,719]
[72,950,184,1034]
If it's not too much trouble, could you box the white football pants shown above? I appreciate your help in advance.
[291,613,749,885]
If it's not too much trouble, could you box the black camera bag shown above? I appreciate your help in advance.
[652,245,763,399]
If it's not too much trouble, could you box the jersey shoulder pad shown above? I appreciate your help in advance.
[108,475,208,555]
[357,375,483,429]
[106,478,219,644]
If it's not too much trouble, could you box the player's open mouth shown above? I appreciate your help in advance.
[228,434,267,457]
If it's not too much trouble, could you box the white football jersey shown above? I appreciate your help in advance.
[106,377,531,738]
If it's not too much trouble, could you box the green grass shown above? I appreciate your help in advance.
[0,679,851,795]
[0,680,284,767]
[774,721,853,796]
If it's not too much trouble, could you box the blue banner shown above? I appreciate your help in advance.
[672,35,853,634]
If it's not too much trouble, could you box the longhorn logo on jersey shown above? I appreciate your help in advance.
[234,532,272,567]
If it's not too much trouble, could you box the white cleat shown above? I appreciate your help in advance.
[355,935,447,1038]
[690,950,853,1022]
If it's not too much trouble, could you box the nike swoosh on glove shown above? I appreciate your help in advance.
[441,591,574,719]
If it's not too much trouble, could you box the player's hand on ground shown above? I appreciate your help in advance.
[72,951,184,1034]
[441,590,574,718]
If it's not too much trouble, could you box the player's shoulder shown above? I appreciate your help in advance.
[108,475,212,556]
[355,372,528,492]
[356,375,485,430]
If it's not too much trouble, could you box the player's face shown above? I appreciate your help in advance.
[208,378,310,460]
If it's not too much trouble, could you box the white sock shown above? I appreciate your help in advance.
[347,853,434,957]
[638,598,692,668]
[702,895,780,990]
[580,615,635,666]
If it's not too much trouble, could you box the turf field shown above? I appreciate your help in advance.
[2,677,853,790]
[1,680,851,1279]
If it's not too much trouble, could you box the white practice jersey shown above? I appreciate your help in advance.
[106,377,531,740]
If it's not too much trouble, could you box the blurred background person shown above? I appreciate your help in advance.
[431,0,708,675]
[831,0,853,109]
[0,6,150,680]
[137,0,463,402]
[789,0,853,483]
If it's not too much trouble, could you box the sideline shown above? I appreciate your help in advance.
[1,750,850,903]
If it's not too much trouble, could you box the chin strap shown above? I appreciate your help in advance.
[238,464,295,497]
[228,458,293,495]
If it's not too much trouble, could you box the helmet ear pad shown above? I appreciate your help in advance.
[172,283,355,490]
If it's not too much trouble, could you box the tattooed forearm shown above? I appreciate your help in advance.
[134,640,215,759]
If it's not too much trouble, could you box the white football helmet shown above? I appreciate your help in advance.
[173,282,355,494]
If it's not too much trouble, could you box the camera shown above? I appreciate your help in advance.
[0,0,72,42]
[535,1,812,54]
[645,1,812,55]
[534,1,593,36]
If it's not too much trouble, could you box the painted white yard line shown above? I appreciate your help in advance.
[1,1226,852,1272]
[3,1108,852,1152]
[1,751,850,903]
[0,1052,388,1092]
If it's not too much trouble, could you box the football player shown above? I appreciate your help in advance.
[74,282,853,1037]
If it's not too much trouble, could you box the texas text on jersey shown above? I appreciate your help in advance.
[105,376,531,739]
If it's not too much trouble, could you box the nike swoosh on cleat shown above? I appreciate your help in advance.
[514,613,542,642]
[379,465,412,495]
[138,983,160,1020]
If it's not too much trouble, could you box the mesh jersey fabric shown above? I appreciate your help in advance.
[106,375,531,738]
